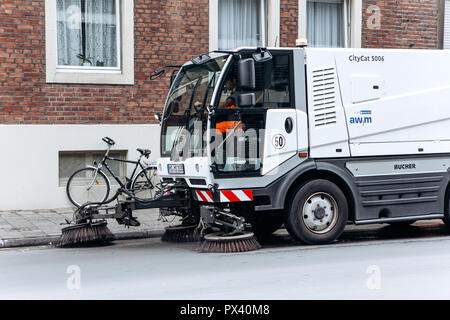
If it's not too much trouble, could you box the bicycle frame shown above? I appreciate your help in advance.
[94,144,154,191]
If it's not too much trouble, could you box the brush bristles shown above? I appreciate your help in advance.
[199,233,261,253]
[161,225,200,243]
[58,222,115,247]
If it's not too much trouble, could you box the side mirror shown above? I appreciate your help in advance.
[150,69,165,80]
[237,58,255,90]
[238,93,255,108]
[154,113,161,121]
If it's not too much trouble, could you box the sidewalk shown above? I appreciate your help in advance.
[1,208,445,249]
[0,208,168,248]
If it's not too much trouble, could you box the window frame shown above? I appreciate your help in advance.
[58,150,128,187]
[45,0,134,85]
[299,0,362,48]
[209,0,280,51]
[55,0,122,73]
[443,0,450,49]
[306,0,348,48]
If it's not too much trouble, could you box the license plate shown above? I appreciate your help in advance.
[168,164,185,174]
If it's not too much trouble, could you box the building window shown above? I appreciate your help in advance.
[210,0,279,51]
[444,0,450,49]
[45,0,134,84]
[56,0,120,70]
[299,0,361,48]
[307,0,349,48]
[218,0,267,50]
[59,150,127,186]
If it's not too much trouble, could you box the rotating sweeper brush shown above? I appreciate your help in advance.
[57,202,117,247]
[199,232,261,253]
[161,224,201,243]
[58,221,114,247]
[198,206,261,253]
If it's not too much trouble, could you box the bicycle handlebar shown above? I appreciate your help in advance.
[102,137,115,146]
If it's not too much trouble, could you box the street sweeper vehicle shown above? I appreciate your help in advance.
[60,46,450,252]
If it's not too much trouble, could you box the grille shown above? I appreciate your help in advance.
[311,66,337,127]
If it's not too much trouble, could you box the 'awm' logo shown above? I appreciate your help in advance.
[350,110,372,126]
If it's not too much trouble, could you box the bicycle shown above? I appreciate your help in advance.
[66,137,160,207]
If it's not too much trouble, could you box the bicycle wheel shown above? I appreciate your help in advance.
[131,166,160,200]
[66,167,110,207]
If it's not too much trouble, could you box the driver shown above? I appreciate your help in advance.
[216,75,243,134]
[219,77,238,109]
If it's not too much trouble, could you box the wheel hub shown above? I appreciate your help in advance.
[302,192,338,234]
[314,207,326,220]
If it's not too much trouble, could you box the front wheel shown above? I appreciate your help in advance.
[444,192,450,228]
[285,179,348,245]
[66,167,110,207]
[131,166,160,200]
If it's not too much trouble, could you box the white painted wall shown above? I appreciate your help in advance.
[0,124,160,210]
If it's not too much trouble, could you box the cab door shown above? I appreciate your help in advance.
[211,50,297,177]
[262,108,298,175]
[261,51,298,175]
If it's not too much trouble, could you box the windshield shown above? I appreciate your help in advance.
[161,55,228,158]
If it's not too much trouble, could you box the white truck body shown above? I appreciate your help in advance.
[306,48,450,158]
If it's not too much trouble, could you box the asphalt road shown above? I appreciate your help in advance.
[1,220,450,299]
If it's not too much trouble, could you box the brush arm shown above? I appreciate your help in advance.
[200,206,248,234]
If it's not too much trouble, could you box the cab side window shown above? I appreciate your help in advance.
[218,52,293,109]
[258,53,291,108]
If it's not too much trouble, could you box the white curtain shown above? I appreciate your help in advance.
[218,0,261,50]
[57,0,118,67]
[307,0,344,48]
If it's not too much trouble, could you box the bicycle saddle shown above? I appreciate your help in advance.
[102,137,115,146]
[137,148,151,158]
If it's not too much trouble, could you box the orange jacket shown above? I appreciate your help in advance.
[215,104,242,134]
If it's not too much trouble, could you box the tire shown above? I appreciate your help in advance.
[444,192,450,228]
[66,167,110,207]
[252,211,285,239]
[131,166,160,200]
[285,179,348,245]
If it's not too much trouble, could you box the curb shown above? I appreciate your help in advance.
[0,229,165,249]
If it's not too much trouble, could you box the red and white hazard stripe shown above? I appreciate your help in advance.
[195,190,214,203]
[220,190,253,202]
[194,189,254,203]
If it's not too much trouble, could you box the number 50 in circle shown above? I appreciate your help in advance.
[272,134,286,149]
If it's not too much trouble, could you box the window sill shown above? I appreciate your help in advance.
[45,0,134,86]
[56,67,122,74]
[46,70,134,85]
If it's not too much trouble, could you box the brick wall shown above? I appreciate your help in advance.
[362,0,443,49]
[0,0,209,124]
[280,0,298,47]
[1,0,445,125]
